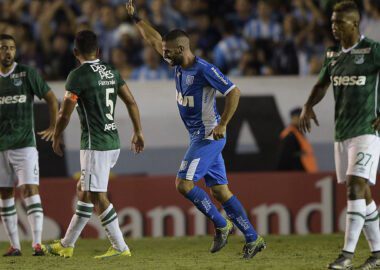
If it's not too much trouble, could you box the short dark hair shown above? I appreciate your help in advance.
[162,29,189,42]
[0,34,15,43]
[333,0,359,13]
[74,30,98,55]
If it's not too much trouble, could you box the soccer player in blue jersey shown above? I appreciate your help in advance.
[126,0,265,259]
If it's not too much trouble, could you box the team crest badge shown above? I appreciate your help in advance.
[186,75,194,85]
[354,55,364,65]
[13,78,22,86]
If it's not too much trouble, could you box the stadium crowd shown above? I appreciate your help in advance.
[0,0,379,80]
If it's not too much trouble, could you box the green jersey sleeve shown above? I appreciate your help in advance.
[28,67,50,99]
[65,70,82,96]
[115,70,126,93]
[318,50,332,83]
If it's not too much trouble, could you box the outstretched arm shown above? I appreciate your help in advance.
[299,79,330,133]
[118,84,144,154]
[212,87,240,140]
[38,90,58,142]
[126,0,163,56]
[52,91,77,156]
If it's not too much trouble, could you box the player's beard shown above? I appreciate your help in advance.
[164,54,183,66]
[1,55,14,67]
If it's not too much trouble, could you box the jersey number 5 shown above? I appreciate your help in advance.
[106,88,114,121]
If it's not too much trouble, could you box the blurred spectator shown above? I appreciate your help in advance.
[149,0,185,31]
[94,5,120,62]
[243,0,282,42]
[228,49,263,76]
[130,46,172,80]
[18,39,45,74]
[110,47,133,80]
[0,0,375,80]
[361,0,380,41]
[213,21,248,73]
[276,107,318,172]
[271,15,299,75]
[44,34,76,80]
[226,0,254,32]
[192,10,221,59]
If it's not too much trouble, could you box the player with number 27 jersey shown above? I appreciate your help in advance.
[65,59,125,150]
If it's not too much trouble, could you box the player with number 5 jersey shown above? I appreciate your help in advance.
[42,30,144,259]
[65,56,123,150]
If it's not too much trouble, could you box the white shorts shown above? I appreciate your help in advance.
[79,149,120,192]
[335,134,380,185]
[0,147,39,187]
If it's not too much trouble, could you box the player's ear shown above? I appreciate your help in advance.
[96,48,100,58]
[73,48,79,58]
[178,45,184,53]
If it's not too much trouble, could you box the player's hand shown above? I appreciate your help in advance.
[126,0,136,16]
[299,105,319,133]
[52,136,64,157]
[37,126,55,142]
[131,132,144,154]
[372,117,380,131]
[211,124,226,140]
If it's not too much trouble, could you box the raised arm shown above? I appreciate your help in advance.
[118,84,144,154]
[126,0,163,56]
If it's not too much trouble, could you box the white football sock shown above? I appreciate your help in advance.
[61,201,94,247]
[0,198,21,250]
[363,201,380,253]
[99,204,128,252]
[24,194,43,246]
[343,199,366,253]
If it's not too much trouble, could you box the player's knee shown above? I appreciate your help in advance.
[89,192,109,208]
[210,185,232,203]
[0,188,14,199]
[175,178,194,195]
[347,183,366,200]
[20,184,39,198]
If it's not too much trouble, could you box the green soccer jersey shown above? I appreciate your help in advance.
[0,63,50,151]
[318,36,380,141]
[65,59,126,151]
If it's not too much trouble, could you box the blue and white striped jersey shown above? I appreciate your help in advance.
[174,57,235,140]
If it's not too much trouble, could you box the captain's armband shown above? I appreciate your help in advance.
[64,91,78,102]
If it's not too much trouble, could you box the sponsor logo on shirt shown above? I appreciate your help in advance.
[98,80,116,86]
[90,64,114,80]
[176,92,194,107]
[10,72,26,79]
[351,47,371,54]
[0,95,27,104]
[331,76,366,86]
[211,67,228,85]
[326,51,341,58]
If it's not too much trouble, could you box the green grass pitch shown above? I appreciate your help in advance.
[0,235,373,270]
